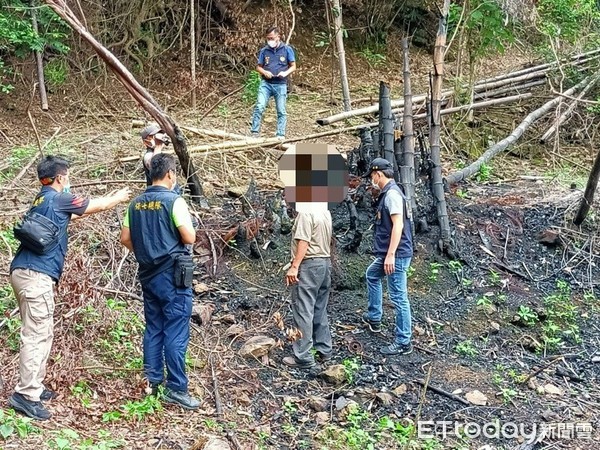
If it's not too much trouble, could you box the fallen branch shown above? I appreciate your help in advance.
[210,355,243,450]
[520,356,563,384]
[445,76,592,185]
[414,378,470,406]
[540,74,600,143]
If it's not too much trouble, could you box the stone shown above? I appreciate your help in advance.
[335,396,349,410]
[489,322,501,333]
[315,412,330,424]
[238,335,276,358]
[321,365,346,385]
[414,325,426,336]
[338,400,359,421]
[452,388,463,395]
[465,390,488,406]
[202,437,231,450]
[192,303,215,326]
[221,314,236,324]
[538,229,561,247]
[309,396,329,412]
[393,384,407,396]
[225,324,244,337]
[194,282,211,295]
[543,383,563,396]
[591,356,600,363]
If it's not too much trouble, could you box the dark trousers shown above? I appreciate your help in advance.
[291,257,333,363]
[141,268,192,392]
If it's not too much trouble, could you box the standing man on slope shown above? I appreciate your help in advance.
[362,158,414,356]
[283,202,333,369]
[120,153,200,410]
[8,155,131,420]
[250,26,296,139]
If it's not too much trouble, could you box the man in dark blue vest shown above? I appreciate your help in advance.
[120,153,200,410]
[362,158,414,355]
[8,155,131,420]
[250,26,296,139]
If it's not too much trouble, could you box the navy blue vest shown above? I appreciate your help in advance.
[11,188,70,282]
[373,182,413,258]
[128,186,187,282]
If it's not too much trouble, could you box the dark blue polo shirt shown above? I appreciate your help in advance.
[257,43,295,84]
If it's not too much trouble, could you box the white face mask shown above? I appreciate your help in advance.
[267,39,278,48]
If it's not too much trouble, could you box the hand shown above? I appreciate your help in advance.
[285,266,299,286]
[384,255,396,275]
[114,187,132,203]
[277,70,289,78]
[263,70,274,79]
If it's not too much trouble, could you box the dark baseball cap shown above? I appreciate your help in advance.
[141,123,162,139]
[362,157,393,177]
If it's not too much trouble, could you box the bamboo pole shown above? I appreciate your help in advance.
[331,0,351,111]
[31,3,48,111]
[540,75,600,143]
[473,79,547,100]
[401,37,416,216]
[445,76,592,185]
[431,0,452,249]
[190,0,196,108]
[315,51,600,126]
[380,82,395,167]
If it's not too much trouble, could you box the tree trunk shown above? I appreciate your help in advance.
[331,0,351,111]
[190,0,196,108]
[573,148,600,226]
[430,0,452,251]
[401,37,416,216]
[44,0,203,200]
[445,76,592,185]
[31,4,48,111]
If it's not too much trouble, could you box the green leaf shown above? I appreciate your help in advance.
[0,423,14,439]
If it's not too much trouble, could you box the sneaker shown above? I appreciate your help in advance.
[282,356,316,369]
[40,388,57,401]
[250,132,260,138]
[275,135,285,141]
[316,352,333,362]
[362,313,382,333]
[163,389,200,410]
[8,393,51,420]
[380,342,413,356]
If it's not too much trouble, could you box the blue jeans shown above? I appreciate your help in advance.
[365,256,412,345]
[250,80,287,136]
[141,268,192,392]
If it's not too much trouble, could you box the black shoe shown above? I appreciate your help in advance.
[146,382,162,397]
[362,313,382,333]
[163,389,200,410]
[282,356,316,369]
[40,388,57,401]
[380,342,413,356]
[8,393,51,420]
[316,352,332,362]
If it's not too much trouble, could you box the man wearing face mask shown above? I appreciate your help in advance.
[120,153,200,410]
[362,158,414,356]
[250,26,296,139]
[8,155,131,420]
[141,123,172,187]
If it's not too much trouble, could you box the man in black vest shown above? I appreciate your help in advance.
[120,153,200,410]
[8,155,131,420]
[362,158,414,356]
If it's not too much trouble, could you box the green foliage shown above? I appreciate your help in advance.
[455,339,478,357]
[449,0,514,62]
[120,395,162,421]
[537,0,600,42]
[428,262,442,282]
[357,47,386,68]
[44,58,69,86]
[542,279,580,350]
[475,163,493,182]
[0,1,70,93]
[0,408,39,440]
[0,315,22,352]
[314,31,331,48]
[499,387,518,404]
[71,380,94,408]
[516,305,538,326]
[48,429,125,450]
[342,357,361,384]
[242,70,261,104]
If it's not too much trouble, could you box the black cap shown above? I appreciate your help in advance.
[141,123,162,139]
[362,157,393,177]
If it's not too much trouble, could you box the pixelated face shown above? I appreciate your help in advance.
[278,143,349,213]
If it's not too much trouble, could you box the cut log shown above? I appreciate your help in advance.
[445,76,592,185]
[540,75,600,143]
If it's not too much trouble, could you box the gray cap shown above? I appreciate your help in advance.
[362,157,393,177]
[141,123,162,139]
